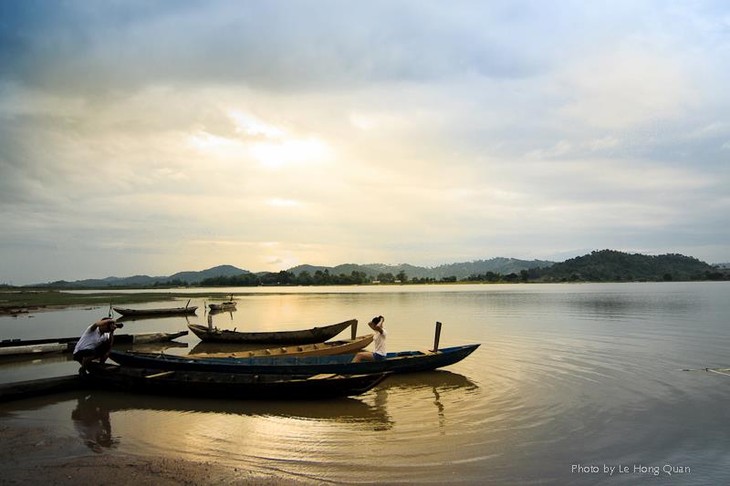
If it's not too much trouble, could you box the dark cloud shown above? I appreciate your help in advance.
[0,0,549,95]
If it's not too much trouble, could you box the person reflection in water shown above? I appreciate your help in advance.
[71,395,115,453]
[353,316,386,362]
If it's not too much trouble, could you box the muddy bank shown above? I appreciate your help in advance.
[0,424,306,485]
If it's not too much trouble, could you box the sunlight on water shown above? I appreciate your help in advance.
[2,282,730,484]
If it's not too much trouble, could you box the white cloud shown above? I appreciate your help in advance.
[1,1,729,283]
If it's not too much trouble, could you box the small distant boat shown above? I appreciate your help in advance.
[187,319,356,344]
[84,363,388,400]
[113,306,198,317]
[187,334,374,359]
[208,301,236,312]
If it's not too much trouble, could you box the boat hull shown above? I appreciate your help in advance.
[208,303,236,311]
[0,331,188,355]
[188,334,374,359]
[113,306,198,317]
[110,344,480,375]
[84,363,387,399]
[188,319,356,344]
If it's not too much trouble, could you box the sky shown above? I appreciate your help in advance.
[1,0,729,284]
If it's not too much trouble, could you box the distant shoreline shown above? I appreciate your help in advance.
[2,280,728,316]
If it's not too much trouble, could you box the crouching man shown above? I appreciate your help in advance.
[73,317,120,374]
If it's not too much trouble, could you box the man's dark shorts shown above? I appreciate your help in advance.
[73,340,111,363]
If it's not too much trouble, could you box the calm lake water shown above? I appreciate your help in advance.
[1,282,729,484]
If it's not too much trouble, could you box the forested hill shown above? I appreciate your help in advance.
[537,250,720,282]
[24,251,727,288]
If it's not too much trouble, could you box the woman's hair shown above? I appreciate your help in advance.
[372,316,382,324]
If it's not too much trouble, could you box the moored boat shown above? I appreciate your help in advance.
[208,301,236,311]
[0,331,189,355]
[84,363,388,399]
[0,342,67,357]
[110,343,480,375]
[187,318,356,344]
[113,306,198,317]
[187,334,374,359]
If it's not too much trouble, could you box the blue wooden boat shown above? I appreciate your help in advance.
[109,344,479,375]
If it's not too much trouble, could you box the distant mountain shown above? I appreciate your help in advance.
[37,264,249,288]
[288,258,554,280]
[30,252,727,288]
[538,250,717,282]
[167,265,248,283]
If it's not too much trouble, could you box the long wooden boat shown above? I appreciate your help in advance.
[187,334,374,359]
[110,343,480,375]
[0,331,189,355]
[187,318,356,344]
[83,363,388,399]
[0,343,68,358]
[113,306,198,317]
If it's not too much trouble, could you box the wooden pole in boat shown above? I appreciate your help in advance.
[432,321,442,352]
[185,299,191,309]
[351,320,358,340]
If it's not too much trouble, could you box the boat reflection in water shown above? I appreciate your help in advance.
[1,368,479,470]
[367,370,479,432]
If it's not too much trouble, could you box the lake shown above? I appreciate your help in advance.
[1,282,729,484]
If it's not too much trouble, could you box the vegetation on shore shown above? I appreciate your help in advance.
[0,290,236,315]
[2,252,728,305]
[195,250,729,286]
[1,250,727,312]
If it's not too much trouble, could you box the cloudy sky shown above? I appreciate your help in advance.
[1,0,729,284]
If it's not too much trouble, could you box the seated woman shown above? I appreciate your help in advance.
[352,315,386,362]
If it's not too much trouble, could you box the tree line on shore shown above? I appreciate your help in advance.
[176,250,729,287]
[6,250,727,289]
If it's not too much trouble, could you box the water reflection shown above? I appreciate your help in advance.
[367,371,478,432]
[14,370,480,455]
[71,394,117,453]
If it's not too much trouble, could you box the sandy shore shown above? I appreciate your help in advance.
[0,423,304,485]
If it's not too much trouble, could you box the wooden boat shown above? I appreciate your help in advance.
[110,343,480,375]
[187,318,356,344]
[113,306,197,317]
[0,342,67,358]
[208,301,236,311]
[0,331,189,355]
[187,334,374,359]
[83,363,388,400]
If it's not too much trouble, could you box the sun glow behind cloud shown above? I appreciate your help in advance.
[0,1,728,284]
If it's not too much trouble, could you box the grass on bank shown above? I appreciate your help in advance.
[0,290,230,314]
